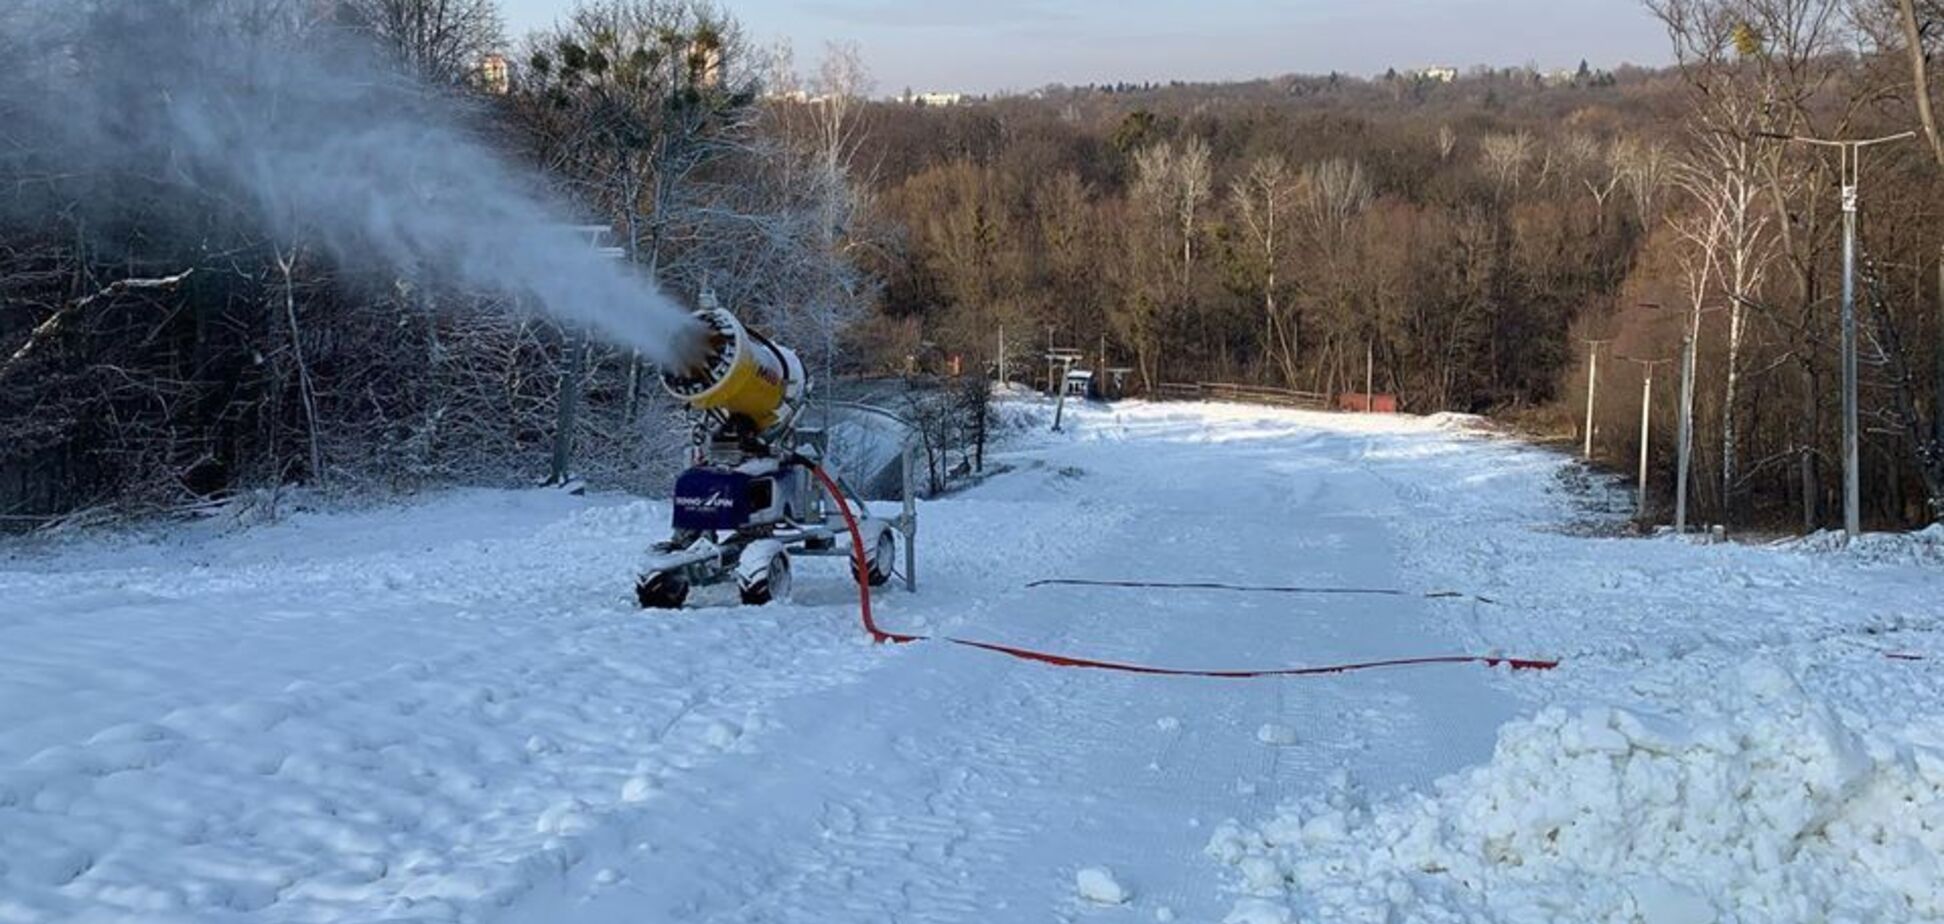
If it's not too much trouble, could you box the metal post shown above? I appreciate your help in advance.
[1840,173,1861,539]
[1758,130,1913,539]
[548,328,584,486]
[1621,354,1669,523]
[1365,340,1374,412]
[1581,338,1613,460]
[1638,368,1652,520]
[1584,345,1599,459]
[1051,355,1071,432]
[901,441,917,592]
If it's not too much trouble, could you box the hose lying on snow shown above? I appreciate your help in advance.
[809,465,1559,678]
[1025,578,1495,604]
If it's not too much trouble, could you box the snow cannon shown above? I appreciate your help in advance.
[661,308,806,436]
[635,303,909,611]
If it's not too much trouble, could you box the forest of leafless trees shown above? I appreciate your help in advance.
[2,0,1941,533]
[858,0,1944,531]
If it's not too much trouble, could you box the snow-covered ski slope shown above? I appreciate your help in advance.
[2,401,1940,923]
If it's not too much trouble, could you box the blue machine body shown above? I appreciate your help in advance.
[672,467,762,532]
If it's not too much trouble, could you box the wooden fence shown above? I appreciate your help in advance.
[1151,382,1333,410]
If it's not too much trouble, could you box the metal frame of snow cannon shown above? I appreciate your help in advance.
[635,303,913,609]
[819,399,919,592]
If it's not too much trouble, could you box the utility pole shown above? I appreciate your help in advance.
[1660,299,1728,535]
[1582,338,1612,460]
[1622,356,1671,521]
[1763,130,1915,539]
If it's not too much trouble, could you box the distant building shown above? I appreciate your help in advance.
[911,91,965,107]
[1063,368,1093,397]
[1409,66,1458,84]
[478,53,510,95]
[768,89,838,105]
[688,40,722,89]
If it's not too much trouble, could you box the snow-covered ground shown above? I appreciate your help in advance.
[2,400,1939,923]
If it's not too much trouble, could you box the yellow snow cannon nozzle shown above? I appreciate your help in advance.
[661,308,805,433]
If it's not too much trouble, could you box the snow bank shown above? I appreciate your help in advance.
[1076,866,1131,905]
[1778,524,1944,568]
[1208,661,1944,923]
[1255,723,1299,746]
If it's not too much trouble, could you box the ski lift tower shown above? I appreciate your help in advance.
[1046,349,1084,432]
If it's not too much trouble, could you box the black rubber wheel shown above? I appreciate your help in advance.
[853,530,896,588]
[739,552,792,606]
[636,572,690,609]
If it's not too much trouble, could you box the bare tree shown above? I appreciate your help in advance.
[762,41,879,381]
[1300,158,1373,243]
[1611,137,1673,226]
[1135,138,1214,289]
[1885,0,1944,516]
[1650,0,1837,524]
[1896,0,1944,459]
[1123,140,1211,388]
[1480,129,1535,197]
[516,0,762,458]
[334,0,504,86]
[1295,157,1373,386]
[1669,191,1728,531]
[1674,119,1778,519]
[1230,156,1302,386]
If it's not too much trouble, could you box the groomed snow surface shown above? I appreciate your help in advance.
[3,400,1941,923]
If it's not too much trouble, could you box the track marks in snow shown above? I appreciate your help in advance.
[0,502,890,923]
[528,404,1517,924]
[2,403,1539,924]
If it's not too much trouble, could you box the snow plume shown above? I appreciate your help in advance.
[1207,661,1944,923]
[1,0,701,364]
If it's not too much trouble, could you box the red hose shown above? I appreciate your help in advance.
[809,464,1557,676]
[810,463,916,644]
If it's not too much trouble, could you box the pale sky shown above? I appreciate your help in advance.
[498,0,1671,95]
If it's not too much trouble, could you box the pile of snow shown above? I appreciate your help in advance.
[1779,524,1944,568]
[1076,866,1131,905]
[1255,723,1299,746]
[1422,411,1489,434]
[991,392,1056,435]
[1208,662,1944,923]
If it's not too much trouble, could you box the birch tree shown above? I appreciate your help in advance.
[1229,156,1302,386]
[1480,130,1535,198]
[1297,157,1372,386]
[1121,140,1211,387]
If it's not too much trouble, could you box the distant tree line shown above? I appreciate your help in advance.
[853,0,1944,530]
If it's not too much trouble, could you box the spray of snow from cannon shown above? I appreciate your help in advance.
[0,0,703,365]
